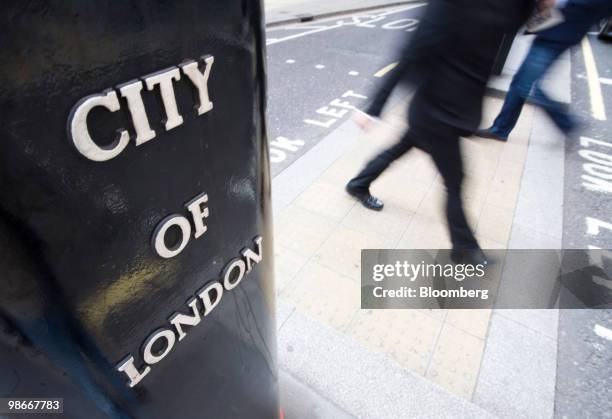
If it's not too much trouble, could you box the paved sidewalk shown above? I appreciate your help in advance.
[265,0,417,26]
[273,93,565,417]
[273,94,563,418]
[266,2,570,417]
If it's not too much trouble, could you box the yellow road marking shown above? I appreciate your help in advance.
[581,37,607,121]
[374,62,398,78]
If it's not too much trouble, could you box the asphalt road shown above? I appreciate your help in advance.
[556,33,612,419]
[265,3,427,176]
[564,33,612,249]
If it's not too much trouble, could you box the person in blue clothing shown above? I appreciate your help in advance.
[477,0,612,142]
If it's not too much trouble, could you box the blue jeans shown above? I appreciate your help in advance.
[490,39,574,138]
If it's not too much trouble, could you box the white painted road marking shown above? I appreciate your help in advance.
[266,23,343,46]
[586,217,612,236]
[600,77,612,86]
[267,24,330,31]
[286,59,295,64]
[269,136,306,163]
[304,89,367,129]
[594,324,612,341]
[349,71,359,76]
[381,18,419,31]
[581,37,607,121]
[579,136,612,194]
[265,3,426,46]
[315,64,325,69]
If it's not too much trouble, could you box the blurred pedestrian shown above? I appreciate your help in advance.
[346,0,534,262]
[477,0,612,141]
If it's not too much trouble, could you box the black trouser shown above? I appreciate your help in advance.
[348,126,479,250]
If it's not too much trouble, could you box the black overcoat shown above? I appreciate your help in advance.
[367,0,535,135]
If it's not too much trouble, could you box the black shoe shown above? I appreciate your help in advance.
[474,128,507,142]
[345,185,384,211]
[451,248,489,266]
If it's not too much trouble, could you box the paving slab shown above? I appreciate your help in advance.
[471,88,565,418]
[473,313,557,419]
[280,369,356,419]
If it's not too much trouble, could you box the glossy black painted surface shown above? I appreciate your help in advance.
[0,1,277,418]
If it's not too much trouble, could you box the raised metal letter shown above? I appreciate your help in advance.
[241,236,263,272]
[168,298,202,341]
[118,80,156,145]
[142,329,176,365]
[116,355,151,388]
[222,258,246,291]
[185,192,209,239]
[152,214,192,258]
[180,55,214,115]
[197,281,224,315]
[68,89,129,162]
[144,67,184,131]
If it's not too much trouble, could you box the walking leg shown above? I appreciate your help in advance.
[533,84,575,134]
[490,41,566,138]
[346,130,414,210]
[428,138,479,250]
[347,131,414,192]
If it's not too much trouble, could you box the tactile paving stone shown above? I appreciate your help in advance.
[318,158,363,185]
[346,309,443,375]
[499,142,529,164]
[494,159,525,187]
[294,179,357,223]
[281,260,360,331]
[445,309,492,339]
[419,308,448,322]
[407,155,440,187]
[463,175,493,203]
[275,204,336,257]
[340,201,414,248]
[485,182,521,212]
[396,213,452,250]
[476,204,516,244]
[313,226,392,282]
[464,155,500,179]
[371,168,431,213]
[426,322,486,399]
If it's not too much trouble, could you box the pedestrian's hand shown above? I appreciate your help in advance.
[353,110,376,131]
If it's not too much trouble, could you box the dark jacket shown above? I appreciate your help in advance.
[366,0,534,134]
[538,0,612,45]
